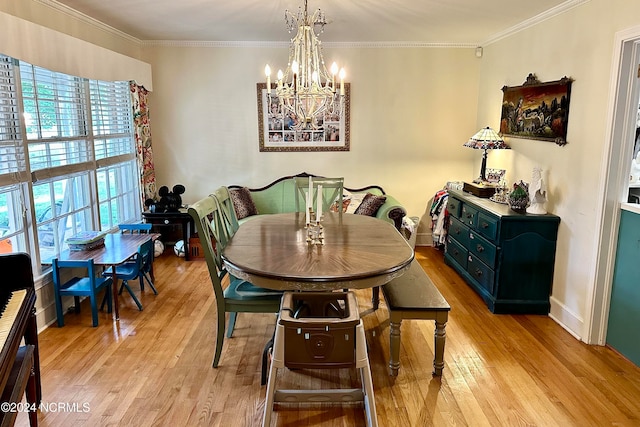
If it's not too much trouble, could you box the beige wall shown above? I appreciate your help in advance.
[142,45,481,231]
[477,0,640,338]
[0,7,151,87]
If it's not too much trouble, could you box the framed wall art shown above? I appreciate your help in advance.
[257,83,350,152]
[500,73,573,146]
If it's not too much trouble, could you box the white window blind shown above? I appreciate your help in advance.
[90,80,135,164]
[0,56,26,184]
[20,63,91,174]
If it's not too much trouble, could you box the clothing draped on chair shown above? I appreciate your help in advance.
[129,82,157,205]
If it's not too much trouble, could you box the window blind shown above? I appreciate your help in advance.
[90,80,135,164]
[19,62,90,174]
[0,55,26,185]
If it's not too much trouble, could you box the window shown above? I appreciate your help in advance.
[0,54,141,274]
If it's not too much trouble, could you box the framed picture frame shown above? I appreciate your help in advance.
[486,168,506,184]
[500,73,573,146]
[257,83,350,152]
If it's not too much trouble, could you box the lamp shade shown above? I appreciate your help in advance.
[463,127,509,150]
[464,127,509,184]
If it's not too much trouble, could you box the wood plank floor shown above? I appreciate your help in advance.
[15,246,640,426]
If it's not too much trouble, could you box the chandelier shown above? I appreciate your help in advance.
[264,0,346,130]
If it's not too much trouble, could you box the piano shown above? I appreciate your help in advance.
[0,253,41,427]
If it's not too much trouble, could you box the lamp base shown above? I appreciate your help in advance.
[463,181,499,198]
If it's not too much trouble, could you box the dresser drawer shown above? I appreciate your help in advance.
[476,212,498,241]
[448,217,469,247]
[460,204,478,228]
[468,231,497,268]
[467,254,495,295]
[447,196,462,219]
[446,236,468,268]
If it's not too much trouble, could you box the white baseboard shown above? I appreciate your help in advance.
[416,231,433,247]
[549,296,584,341]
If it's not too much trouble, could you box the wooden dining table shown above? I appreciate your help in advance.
[43,232,159,321]
[222,212,414,427]
[222,212,415,291]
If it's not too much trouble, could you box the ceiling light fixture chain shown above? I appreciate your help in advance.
[265,0,346,131]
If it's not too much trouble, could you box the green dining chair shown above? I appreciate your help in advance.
[209,186,239,244]
[293,176,344,218]
[52,258,113,327]
[188,194,282,369]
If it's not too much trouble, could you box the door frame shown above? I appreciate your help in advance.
[588,26,640,344]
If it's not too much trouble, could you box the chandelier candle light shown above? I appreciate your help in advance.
[265,0,346,130]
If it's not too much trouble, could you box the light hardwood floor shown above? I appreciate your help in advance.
[15,246,640,426]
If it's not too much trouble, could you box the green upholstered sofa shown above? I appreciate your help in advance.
[228,172,407,231]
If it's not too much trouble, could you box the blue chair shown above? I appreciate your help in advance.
[51,258,113,327]
[117,223,156,294]
[102,239,155,311]
[118,223,152,234]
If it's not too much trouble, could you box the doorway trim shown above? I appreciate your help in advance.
[588,25,640,344]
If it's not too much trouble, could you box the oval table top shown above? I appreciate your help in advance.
[222,212,415,291]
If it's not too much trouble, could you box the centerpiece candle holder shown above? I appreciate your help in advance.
[305,208,324,245]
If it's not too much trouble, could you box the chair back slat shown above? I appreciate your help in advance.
[139,239,153,273]
[119,223,152,234]
[294,177,344,216]
[211,186,240,236]
[188,196,225,302]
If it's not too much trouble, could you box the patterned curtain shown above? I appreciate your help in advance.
[129,82,157,206]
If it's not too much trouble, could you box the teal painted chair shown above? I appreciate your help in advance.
[188,192,282,369]
[52,258,113,327]
[118,222,152,234]
[117,223,156,294]
[102,238,155,311]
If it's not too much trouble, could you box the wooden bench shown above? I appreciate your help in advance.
[381,260,451,376]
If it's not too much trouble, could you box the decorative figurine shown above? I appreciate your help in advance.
[526,167,547,215]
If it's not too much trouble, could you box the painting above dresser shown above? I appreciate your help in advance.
[444,190,560,314]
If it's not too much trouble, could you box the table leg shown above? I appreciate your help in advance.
[433,313,448,376]
[371,287,380,310]
[111,266,120,321]
[388,314,402,376]
[183,219,190,261]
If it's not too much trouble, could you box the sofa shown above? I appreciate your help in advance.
[228,172,408,231]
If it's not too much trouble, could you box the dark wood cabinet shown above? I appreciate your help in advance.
[444,190,560,314]
[142,209,193,260]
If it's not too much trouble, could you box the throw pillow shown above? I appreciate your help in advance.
[229,187,258,219]
[354,193,386,216]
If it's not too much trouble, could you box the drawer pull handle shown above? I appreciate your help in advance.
[476,244,484,253]
[474,268,483,277]
[481,222,488,229]
[453,249,459,255]
[164,219,170,224]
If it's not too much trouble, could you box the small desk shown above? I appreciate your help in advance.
[142,209,192,260]
[44,233,158,321]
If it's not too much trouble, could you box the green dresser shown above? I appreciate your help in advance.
[444,190,560,314]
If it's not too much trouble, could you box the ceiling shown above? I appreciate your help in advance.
[46,0,577,45]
